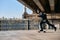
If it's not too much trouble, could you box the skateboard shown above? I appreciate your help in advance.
[38,30,46,33]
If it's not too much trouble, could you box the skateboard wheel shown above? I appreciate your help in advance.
[38,31,40,33]
[43,31,46,33]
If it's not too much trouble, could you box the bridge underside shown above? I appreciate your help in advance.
[18,0,60,13]
[18,0,60,20]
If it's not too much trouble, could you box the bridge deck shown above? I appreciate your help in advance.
[0,30,60,40]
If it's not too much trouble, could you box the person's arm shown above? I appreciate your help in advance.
[38,12,42,17]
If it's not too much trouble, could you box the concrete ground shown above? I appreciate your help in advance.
[0,30,60,40]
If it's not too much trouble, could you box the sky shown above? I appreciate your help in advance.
[0,0,32,18]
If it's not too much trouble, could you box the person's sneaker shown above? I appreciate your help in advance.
[38,30,43,33]
[54,27,57,31]
[40,30,43,31]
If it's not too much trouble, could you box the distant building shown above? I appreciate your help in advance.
[22,6,40,22]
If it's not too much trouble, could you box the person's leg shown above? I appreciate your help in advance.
[46,20,57,31]
[40,21,43,31]
[46,20,52,29]
[49,24,57,31]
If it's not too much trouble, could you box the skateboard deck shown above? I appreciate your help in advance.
[38,30,46,33]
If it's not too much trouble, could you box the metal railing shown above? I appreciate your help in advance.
[0,19,60,31]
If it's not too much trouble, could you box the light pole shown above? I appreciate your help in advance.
[28,17,30,30]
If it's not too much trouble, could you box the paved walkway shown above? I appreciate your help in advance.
[0,30,60,40]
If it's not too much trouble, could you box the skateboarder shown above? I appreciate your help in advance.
[38,12,57,32]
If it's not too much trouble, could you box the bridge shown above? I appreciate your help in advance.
[18,0,60,20]
[18,0,60,13]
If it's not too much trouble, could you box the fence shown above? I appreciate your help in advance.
[0,19,39,31]
[0,19,60,31]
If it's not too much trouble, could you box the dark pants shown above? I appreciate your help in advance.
[40,19,55,31]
